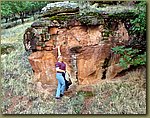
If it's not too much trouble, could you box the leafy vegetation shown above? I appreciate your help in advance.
[112,1,146,69]
[1,1,49,23]
[129,1,146,34]
[112,46,146,69]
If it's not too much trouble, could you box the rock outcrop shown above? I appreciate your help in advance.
[24,1,136,86]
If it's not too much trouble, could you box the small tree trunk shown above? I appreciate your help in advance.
[20,12,24,24]
[5,17,8,23]
[32,10,35,20]
[39,9,42,14]
[8,16,10,22]
[11,14,14,22]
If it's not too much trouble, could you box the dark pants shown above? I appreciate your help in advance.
[62,72,72,91]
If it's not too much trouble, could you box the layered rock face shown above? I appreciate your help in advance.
[26,22,129,85]
[24,2,134,86]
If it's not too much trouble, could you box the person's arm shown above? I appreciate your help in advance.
[56,67,65,73]
[57,45,61,57]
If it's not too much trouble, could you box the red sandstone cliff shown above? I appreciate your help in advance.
[23,2,136,86]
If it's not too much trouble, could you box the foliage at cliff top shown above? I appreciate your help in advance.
[41,1,138,17]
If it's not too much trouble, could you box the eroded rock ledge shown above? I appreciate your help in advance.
[24,2,136,86]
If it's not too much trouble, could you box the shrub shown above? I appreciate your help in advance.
[129,1,146,35]
[112,46,146,69]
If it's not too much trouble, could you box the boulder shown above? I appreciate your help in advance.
[27,21,129,85]
[41,1,79,17]
[24,1,136,87]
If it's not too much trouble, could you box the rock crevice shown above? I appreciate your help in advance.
[101,53,111,80]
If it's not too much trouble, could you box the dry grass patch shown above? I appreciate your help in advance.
[89,67,146,114]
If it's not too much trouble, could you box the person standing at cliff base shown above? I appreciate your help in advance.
[55,45,66,99]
